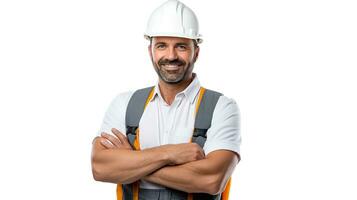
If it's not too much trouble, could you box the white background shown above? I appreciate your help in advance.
[1,0,356,199]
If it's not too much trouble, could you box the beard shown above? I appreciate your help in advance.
[153,57,193,84]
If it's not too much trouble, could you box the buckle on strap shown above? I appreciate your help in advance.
[193,128,208,138]
[126,126,138,135]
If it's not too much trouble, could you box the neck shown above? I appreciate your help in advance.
[158,74,194,105]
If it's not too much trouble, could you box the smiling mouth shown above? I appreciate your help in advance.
[162,64,181,71]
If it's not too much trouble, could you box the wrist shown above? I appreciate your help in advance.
[159,144,174,165]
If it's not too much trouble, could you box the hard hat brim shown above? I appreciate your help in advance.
[144,33,203,44]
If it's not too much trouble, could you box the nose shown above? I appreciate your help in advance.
[167,46,178,60]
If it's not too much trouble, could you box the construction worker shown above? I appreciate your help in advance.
[91,0,241,199]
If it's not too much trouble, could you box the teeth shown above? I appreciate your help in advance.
[163,64,180,70]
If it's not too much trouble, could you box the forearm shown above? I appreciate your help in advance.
[144,159,218,194]
[92,138,170,184]
[143,150,238,195]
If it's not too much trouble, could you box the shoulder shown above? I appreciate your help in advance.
[113,90,135,102]
[203,88,239,115]
[216,95,239,112]
[213,94,240,123]
[108,90,135,110]
[201,88,240,125]
[108,86,155,111]
[201,88,239,118]
[98,90,135,136]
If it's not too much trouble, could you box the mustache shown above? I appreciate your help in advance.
[158,58,186,66]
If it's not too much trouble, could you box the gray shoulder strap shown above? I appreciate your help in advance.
[125,86,154,148]
[192,89,222,148]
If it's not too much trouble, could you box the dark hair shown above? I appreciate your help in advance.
[193,39,199,49]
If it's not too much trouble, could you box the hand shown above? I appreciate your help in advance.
[163,143,205,165]
[100,128,132,150]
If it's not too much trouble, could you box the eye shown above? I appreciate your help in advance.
[177,45,187,51]
[155,44,166,49]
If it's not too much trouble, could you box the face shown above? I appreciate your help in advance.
[149,36,199,84]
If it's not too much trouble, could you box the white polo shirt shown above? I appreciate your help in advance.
[98,75,241,189]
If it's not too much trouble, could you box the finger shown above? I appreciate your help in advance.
[100,138,115,149]
[193,144,205,159]
[112,128,133,149]
[116,133,132,149]
[102,132,121,146]
[200,150,206,159]
[112,128,122,134]
[112,128,129,145]
[101,132,121,147]
[111,128,123,136]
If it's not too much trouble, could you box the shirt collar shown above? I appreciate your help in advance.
[150,73,201,104]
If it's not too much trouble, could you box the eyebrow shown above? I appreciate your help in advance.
[154,42,189,46]
[175,42,189,46]
[154,42,166,46]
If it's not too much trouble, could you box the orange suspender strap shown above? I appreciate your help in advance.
[195,87,206,115]
[117,87,155,200]
[188,86,206,144]
[221,178,232,200]
[187,87,206,200]
[116,184,123,200]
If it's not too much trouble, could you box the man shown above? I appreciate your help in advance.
[91,0,241,199]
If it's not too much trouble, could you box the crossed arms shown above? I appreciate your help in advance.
[91,128,239,195]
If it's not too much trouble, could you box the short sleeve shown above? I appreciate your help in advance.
[96,91,134,137]
[203,96,241,156]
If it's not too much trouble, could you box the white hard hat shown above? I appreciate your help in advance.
[144,0,202,43]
